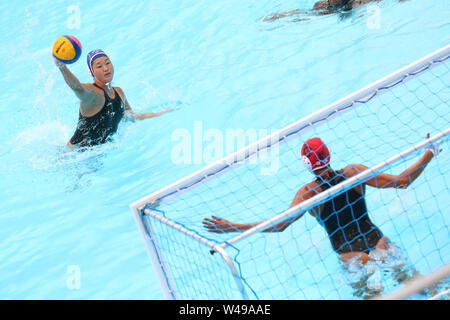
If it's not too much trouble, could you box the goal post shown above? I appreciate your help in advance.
[130,44,450,300]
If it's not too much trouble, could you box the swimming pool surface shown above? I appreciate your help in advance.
[0,0,449,299]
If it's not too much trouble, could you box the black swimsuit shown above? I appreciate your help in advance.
[315,170,383,254]
[69,84,125,147]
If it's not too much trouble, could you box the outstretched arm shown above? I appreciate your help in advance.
[202,184,316,233]
[116,87,173,120]
[263,9,302,22]
[263,0,347,21]
[132,109,172,120]
[346,137,440,189]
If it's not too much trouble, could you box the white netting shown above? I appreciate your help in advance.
[136,47,449,299]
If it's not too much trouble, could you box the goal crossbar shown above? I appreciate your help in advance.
[130,44,450,212]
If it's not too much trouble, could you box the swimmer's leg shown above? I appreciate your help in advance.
[392,263,420,284]
[369,239,439,297]
[339,237,392,299]
[374,239,420,285]
[341,257,384,299]
[392,263,449,298]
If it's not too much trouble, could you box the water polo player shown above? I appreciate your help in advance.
[264,0,409,21]
[203,136,441,297]
[54,49,172,147]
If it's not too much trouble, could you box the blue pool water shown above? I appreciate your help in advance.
[0,0,449,299]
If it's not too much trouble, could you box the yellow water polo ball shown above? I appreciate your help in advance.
[52,35,82,64]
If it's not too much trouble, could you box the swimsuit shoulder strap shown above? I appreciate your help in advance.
[92,83,120,102]
[92,83,108,99]
[93,83,104,91]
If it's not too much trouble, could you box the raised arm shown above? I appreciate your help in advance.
[54,58,102,114]
[345,141,440,189]
[202,184,316,233]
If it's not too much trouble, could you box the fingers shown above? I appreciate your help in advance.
[54,57,66,69]
[202,216,220,224]
[202,219,214,227]
[202,222,223,233]
[425,133,442,156]
[202,216,231,233]
[202,216,222,228]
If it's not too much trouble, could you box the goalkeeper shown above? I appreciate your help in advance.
[203,135,441,266]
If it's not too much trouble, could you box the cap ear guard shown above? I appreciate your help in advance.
[86,65,94,77]
[302,155,313,173]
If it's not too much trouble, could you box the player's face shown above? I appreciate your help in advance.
[92,56,114,83]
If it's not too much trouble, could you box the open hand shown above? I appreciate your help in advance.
[53,56,65,69]
[425,133,442,156]
[202,216,236,233]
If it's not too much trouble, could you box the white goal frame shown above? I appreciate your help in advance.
[130,44,450,300]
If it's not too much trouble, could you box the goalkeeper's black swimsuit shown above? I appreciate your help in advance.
[69,84,125,147]
[315,169,383,254]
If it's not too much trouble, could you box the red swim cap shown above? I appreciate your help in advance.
[301,137,330,172]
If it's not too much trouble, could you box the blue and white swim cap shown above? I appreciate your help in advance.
[86,49,108,77]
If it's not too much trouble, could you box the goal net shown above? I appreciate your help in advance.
[130,44,450,300]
